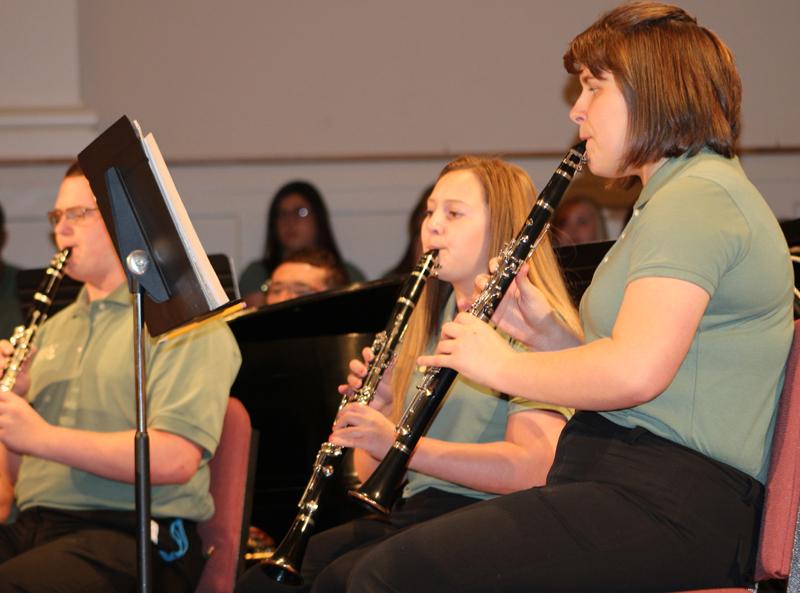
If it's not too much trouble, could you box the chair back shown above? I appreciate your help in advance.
[678,318,800,593]
[754,318,800,581]
[196,397,253,593]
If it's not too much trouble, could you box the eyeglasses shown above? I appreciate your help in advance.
[262,279,327,305]
[275,207,310,221]
[47,206,99,228]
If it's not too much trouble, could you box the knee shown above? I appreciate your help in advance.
[345,550,405,593]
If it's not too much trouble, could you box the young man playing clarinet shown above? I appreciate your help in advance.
[0,162,241,593]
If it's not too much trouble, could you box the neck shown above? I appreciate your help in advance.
[451,282,473,311]
[85,269,127,302]
[638,157,668,186]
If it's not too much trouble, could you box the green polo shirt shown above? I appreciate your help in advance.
[403,294,573,500]
[582,150,793,482]
[15,283,242,521]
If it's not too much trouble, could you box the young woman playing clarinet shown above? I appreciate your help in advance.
[235,156,581,593]
[345,3,794,593]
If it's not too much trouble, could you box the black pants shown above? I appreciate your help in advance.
[344,412,764,593]
[0,507,205,593]
[235,489,477,593]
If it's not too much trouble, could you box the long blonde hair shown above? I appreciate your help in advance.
[390,156,581,419]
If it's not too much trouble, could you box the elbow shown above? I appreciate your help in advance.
[166,462,200,485]
[497,453,554,495]
[618,365,671,407]
[496,472,542,495]
[152,448,202,485]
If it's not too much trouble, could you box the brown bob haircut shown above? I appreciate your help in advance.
[563,2,741,173]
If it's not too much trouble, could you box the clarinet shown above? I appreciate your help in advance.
[261,249,438,585]
[349,141,587,514]
[0,248,71,393]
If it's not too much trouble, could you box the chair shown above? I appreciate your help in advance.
[196,397,254,593]
[676,319,800,592]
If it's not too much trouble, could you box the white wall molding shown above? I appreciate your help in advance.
[0,108,98,159]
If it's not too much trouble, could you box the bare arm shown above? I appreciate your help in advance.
[0,443,19,522]
[0,391,202,485]
[403,408,564,493]
[420,276,709,410]
[335,404,565,494]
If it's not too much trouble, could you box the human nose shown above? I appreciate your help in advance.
[426,209,444,234]
[569,92,587,125]
[52,213,73,236]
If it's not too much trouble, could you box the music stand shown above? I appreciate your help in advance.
[78,115,243,593]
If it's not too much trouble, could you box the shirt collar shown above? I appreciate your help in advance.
[633,148,730,212]
[73,281,132,313]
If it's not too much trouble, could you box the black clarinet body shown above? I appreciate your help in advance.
[260,250,438,585]
[349,141,586,514]
[1,248,71,393]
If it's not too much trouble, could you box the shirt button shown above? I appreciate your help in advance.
[77,346,82,353]
[633,209,641,217]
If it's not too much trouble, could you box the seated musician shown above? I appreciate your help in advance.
[344,4,794,593]
[264,248,349,306]
[0,162,241,593]
[234,156,581,593]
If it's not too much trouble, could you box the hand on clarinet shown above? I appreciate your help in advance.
[0,340,34,396]
[463,259,580,351]
[417,313,514,391]
[337,347,394,413]
[329,402,395,461]
[0,382,49,456]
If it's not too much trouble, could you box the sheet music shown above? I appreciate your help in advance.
[138,126,228,308]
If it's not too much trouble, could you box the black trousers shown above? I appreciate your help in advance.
[235,489,477,593]
[0,507,205,593]
[344,412,764,593]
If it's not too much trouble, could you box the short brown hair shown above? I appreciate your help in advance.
[564,2,741,172]
[64,160,84,179]
[281,248,348,290]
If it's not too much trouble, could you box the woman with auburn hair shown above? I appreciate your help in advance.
[346,3,794,593]
[235,156,581,593]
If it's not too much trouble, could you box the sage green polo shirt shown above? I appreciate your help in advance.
[15,283,241,521]
[582,150,793,482]
[403,294,573,500]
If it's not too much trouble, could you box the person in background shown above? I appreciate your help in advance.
[0,162,241,593]
[550,194,609,246]
[0,204,23,339]
[265,248,349,306]
[383,185,433,279]
[239,181,365,308]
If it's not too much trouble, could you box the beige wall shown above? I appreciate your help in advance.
[74,0,800,158]
[2,1,799,279]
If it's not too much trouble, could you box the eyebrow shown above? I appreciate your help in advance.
[580,72,598,85]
